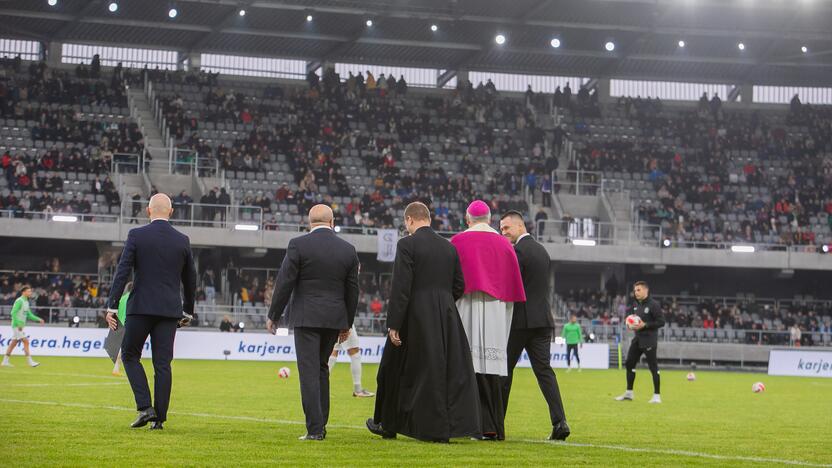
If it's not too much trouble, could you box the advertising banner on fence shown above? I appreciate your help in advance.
[768,349,832,378]
[0,327,609,368]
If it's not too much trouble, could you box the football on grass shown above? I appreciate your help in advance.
[752,382,766,393]
[626,314,643,330]
[687,372,696,381]
[278,367,291,379]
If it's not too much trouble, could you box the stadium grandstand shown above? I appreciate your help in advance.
[2,0,832,359]
[1,1,832,463]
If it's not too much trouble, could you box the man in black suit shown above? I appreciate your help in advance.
[106,193,197,430]
[266,204,360,441]
[499,211,569,441]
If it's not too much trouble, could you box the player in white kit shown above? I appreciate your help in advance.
[328,325,375,398]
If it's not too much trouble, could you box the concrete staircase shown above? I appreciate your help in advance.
[127,87,168,172]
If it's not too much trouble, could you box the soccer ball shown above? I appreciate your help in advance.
[625,314,643,330]
[278,367,291,379]
[686,372,696,381]
[752,382,765,393]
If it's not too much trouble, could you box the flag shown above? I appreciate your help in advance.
[376,229,398,262]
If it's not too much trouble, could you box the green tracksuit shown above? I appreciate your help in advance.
[561,322,584,345]
[11,296,40,328]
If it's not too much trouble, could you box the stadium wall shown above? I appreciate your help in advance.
[3,219,830,271]
[0,326,610,369]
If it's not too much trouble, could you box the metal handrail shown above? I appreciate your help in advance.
[3,305,827,344]
[120,200,264,229]
[0,269,99,279]
[534,219,658,246]
[0,209,119,223]
[1,205,829,255]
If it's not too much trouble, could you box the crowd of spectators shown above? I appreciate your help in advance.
[158,67,540,231]
[561,288,832,345]
[569,92,832,248]
[225,264,389,329]
[0,59,145,217]
[0,264,108,323]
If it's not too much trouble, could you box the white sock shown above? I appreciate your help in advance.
[2,355,8,364]
[26,356,34,364]
[350,352,362,392]
[327,355,337,374]
[624,390,634,397]
[113,361,120,373]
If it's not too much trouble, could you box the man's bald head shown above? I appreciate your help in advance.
[308,204,334,229]
[147,193,173,220]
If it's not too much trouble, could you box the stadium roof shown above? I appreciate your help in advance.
[1,0,831,86]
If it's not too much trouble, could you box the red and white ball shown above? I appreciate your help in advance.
[626,314,643,330]
[278,367,291,379]
[686,372,696,381]
[752,382,765,393]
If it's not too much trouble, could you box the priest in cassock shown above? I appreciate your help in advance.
[451,200,526,441]
[366,202,480,443]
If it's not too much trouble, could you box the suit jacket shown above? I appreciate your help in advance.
[511,234,555,329]
[108,219,197,319]
[268,228,360,330]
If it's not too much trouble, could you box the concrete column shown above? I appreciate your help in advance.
[457,69,469,86]
[549,262,558,319]
[45,41,62,68]
[739,84,754,104]
[187,54,201,72]
[597,78,612,103]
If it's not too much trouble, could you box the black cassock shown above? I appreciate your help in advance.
[373,226,480,441]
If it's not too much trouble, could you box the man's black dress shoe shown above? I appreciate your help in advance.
[365,418,396,439]
[150,421,164,430]
[549,421,571,441]
[131,408,157,428]
[298,434,324,441]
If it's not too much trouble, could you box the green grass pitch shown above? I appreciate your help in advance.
[0,357,830,466]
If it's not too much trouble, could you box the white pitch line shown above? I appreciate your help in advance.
[0,382,125,388]
[526,440,832,467]
[2,371,125,380]
[0,398,829,467]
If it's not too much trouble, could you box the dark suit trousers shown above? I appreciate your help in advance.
[121,314,179,422]
[294,327,340,435]
[502,327,566,427]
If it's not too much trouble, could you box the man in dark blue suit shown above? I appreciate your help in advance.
[267,204,360,441]
[106,193,196,430]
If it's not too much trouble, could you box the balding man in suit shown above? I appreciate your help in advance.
[267,204,360,441]
[106,193,197,430]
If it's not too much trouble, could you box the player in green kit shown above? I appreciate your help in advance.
[2,286,45,367]
[111,283,132,376]
[561,315,583,372]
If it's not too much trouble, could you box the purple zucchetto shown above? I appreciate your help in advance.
[466,200,490,217]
